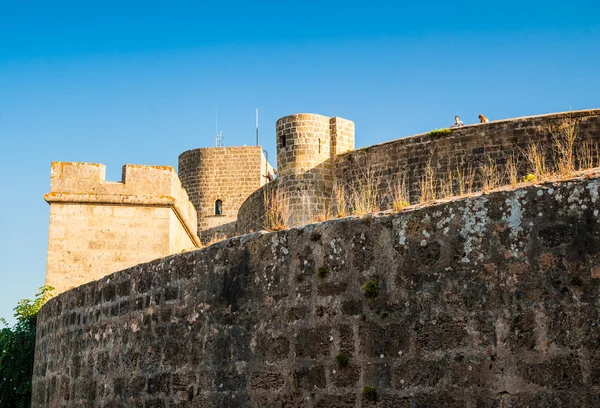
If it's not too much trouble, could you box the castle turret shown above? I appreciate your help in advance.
[275,113,355,225]
[178,146,273,241]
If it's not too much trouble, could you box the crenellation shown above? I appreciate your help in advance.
[44,162,201,294]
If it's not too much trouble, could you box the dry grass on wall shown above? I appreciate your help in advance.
[479,156,500,193]
[505,154,520,188]
[332,180,348,218]
[419,162,437,203]
[551,117,578,176]
[455,162,476,196]
[390,174,410,212]
[349,163,380,216]
[578,141,599,171]
[263,186,290,231]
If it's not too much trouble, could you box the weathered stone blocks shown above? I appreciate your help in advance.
[44,162,200,294]
[34,173,600,407]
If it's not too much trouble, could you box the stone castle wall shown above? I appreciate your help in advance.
[178,146,272,241]
[237,109,600,233]
[335,108,600,208]
[44,162,200,295]
[33,173,600,407]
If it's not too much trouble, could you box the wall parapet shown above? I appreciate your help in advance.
[45,162,200,246]
[335,108,600,206]
[238,108,600,232]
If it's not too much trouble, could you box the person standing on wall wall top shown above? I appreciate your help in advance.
[450,116,464,128]
[266,168,277,182]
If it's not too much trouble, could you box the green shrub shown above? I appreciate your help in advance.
[521,173,537,183]
[317,266,329,279]
[335,352,349,366]
[362,386,377,401]
[0,286,53,408]
[428,128,451,137]
[364,280,379,299]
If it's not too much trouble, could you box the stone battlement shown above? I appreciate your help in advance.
[44,162,201,294]
[45,162,198,234]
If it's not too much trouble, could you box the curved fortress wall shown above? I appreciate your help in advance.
[238,109,600,233]
[334,109,600,207]
[44,162,200,295]
[178,146,272,241]
[34,174,600,407]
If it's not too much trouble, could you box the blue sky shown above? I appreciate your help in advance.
[1,0,599,323]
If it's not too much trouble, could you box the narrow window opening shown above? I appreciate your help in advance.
[215,199,223,215]
[280,135,286,148]
[319,138,321,153]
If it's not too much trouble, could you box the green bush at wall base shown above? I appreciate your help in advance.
[0,286,53,408]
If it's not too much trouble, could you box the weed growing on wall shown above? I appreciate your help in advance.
[428,128,451,137]
[391,174,410,212]
[362,386,377,401]
[364,280,379,299]
[479,156,500,192]
[263,186,290,231]
[349,161,380,216]
[419,161,437,203]
[332,180,348,218]
[317,266,330,279]
[438,170,454,199]
[578,141,598,170]
[505,154,520,188]
[522,140,548,181]
[0,286,54,408]
[335,352,349,367]
[455,161,476,196]
[521,173,537,183]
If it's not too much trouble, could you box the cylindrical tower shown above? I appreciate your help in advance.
[178,146,270,241]
[276,114,332,177]
[275,113,355,226]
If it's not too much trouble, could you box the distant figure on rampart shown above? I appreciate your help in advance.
[479,114,489,123]
[266,168,277,182]
[450,115,464,128]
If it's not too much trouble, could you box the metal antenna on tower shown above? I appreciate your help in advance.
[214,105,224,147]
[256,108,259,146]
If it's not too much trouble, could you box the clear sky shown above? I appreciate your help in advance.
[1,0,599,323]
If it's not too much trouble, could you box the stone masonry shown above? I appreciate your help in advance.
[44,162,200,295]
[34,171,600,407]
[178,146,273,241]
[275,113,355,226]
[237,109,600,233]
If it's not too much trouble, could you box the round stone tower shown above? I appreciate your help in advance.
[178,146,272,241]
[276,113,355,225]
